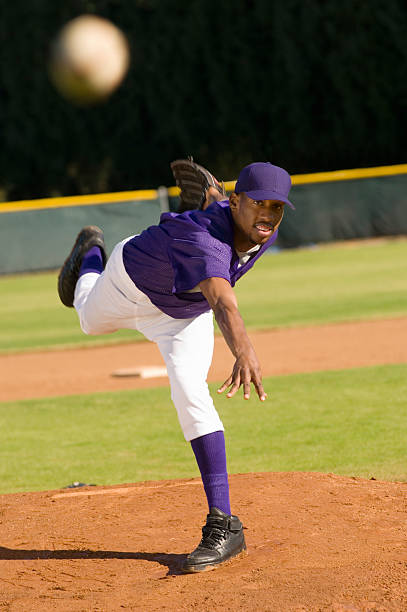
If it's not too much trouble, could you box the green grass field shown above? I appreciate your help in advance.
[237,238,407,328]
[1,237,406,494]
[1,238,406,353]
[0,364,405,494]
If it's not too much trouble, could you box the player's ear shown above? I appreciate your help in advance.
[274,209,285,231]
[229,192,239,210]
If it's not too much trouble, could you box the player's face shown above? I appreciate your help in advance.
[229,192,285,251]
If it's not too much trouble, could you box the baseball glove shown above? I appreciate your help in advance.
[170,157,226,212]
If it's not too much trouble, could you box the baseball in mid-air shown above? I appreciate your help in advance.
[49,14,130,105]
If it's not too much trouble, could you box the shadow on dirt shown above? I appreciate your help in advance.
[0,547,187,575]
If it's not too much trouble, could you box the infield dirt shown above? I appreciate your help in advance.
[1,317,406,402]
[0,318,406,610]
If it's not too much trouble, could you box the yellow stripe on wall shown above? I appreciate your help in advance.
[193,164,407,195]
[1,163,407,214]
[291,163,407,185]
[0,189,158,214]
[223,163,407,191]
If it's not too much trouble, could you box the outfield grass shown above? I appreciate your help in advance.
[0,364,406,494]
[1,238,406,353]
[0,271,142,353]
[236,238,407,329]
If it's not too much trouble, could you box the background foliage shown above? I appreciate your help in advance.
[1,0,407,201]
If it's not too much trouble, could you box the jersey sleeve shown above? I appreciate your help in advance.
[167,232,232,293]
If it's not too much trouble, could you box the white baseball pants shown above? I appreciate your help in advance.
[73,238,224,441]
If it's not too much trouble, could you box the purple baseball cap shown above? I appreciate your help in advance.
[235,162,295,209]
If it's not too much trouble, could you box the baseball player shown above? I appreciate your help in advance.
[58,160,294,573]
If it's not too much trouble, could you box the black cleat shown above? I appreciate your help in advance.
[57,225,107,307]
[182,507,246,573]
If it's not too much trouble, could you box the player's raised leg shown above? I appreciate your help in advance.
[59,230,145,335]
[58,225,107,308]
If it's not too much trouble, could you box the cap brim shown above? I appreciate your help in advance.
[244,189,295,210]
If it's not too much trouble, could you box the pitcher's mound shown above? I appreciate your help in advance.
[1,472,406,611]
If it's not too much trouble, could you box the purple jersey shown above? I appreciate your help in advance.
[122,200,278,319]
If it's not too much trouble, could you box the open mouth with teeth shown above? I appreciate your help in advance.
[254,222,273,236]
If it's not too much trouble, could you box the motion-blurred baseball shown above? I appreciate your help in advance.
[49,14,130,105]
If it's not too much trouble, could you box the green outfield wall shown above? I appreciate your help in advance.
[1,165,406,275]
[278,172,407,249]
[0,192,164,275]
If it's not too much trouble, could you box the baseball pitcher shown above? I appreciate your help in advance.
[58,160,294,572]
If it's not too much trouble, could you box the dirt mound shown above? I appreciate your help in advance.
[1,472,406,611]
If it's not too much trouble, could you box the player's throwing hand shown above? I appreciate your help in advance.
[217,353,268,401]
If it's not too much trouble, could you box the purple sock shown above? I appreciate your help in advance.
[79,246,104,277]
[190,430,231,516]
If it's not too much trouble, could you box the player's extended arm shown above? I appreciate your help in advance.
[199,277,267,401]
